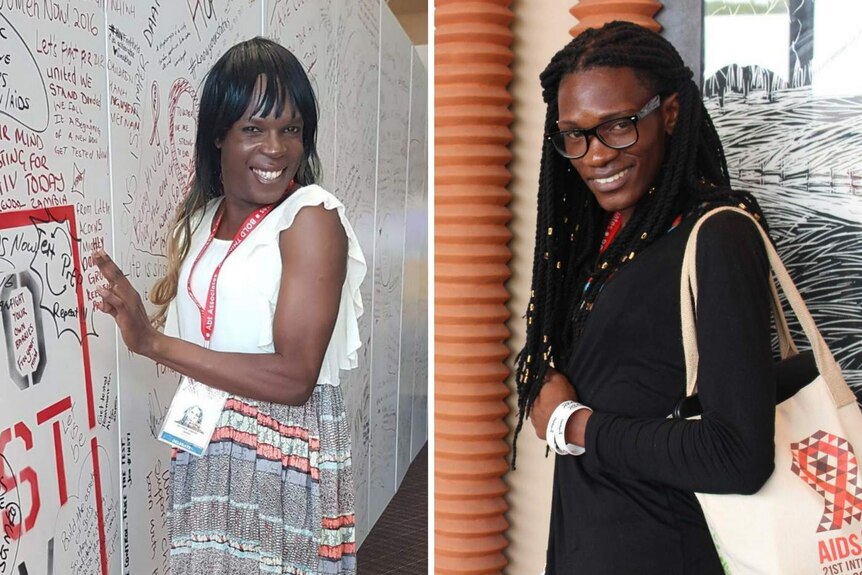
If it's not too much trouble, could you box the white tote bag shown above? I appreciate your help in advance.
[680,206,862,574]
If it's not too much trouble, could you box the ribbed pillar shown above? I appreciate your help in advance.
[434,1,514,574]
[569,0,662,36]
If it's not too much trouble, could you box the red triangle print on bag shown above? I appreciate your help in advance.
[791,430,862,532]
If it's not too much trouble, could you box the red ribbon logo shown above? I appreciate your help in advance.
[791,430,862,532]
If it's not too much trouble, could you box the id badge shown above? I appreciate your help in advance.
[158,375,228,456]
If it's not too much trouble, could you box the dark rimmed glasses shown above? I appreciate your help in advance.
[547,95,661,159]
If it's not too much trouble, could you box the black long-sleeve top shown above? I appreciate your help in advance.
[546,210,776,574]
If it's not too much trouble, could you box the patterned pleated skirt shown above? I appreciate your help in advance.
[169,384,356,575]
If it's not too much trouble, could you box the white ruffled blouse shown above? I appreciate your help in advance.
[163,184,366,387]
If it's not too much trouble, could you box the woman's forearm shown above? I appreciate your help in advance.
[146,331,319,405]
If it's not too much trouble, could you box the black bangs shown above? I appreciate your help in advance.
[211,37,317,134]
[227,43,298,121]
[248,72,294,120]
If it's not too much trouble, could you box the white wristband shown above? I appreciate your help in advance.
[546,400,592,456]
[546,402,574,455]
[546,405,568,455]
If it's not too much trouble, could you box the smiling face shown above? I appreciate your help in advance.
[216,77,304,213]
[557,67,679,225]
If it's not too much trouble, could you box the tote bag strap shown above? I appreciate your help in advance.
[770,276,798,360]
[679,206,854,407]
[683,217,796,359]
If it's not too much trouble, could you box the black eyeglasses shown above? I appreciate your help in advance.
[547,95,661,159]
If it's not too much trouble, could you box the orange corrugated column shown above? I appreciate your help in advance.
[434,0,514,574]
[569,0,663,36]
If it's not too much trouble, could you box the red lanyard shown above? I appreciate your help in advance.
[582,211,624,294]
[186,202,275,344]
[599,211,623,254]
[586,211,684,293]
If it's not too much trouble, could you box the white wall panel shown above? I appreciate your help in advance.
[408,50,429,462]
[333,0,381,545]
[367,5,412,528]
[397,50,428,485]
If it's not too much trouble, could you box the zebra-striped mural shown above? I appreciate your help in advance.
[704,0,862,395]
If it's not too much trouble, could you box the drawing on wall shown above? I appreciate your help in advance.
[1,269,46,390]
[703,0,862,394]
[0,208,115,575]
[0,1,120,572]
[0,12,50,133]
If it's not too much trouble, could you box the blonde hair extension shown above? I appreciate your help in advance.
[149,184,208,328]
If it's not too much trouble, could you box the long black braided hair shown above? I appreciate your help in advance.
[512,21,769,464]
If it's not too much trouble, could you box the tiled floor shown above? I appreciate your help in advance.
[357,443,428,574]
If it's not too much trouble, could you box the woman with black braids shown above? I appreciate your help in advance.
[515,21,775,574]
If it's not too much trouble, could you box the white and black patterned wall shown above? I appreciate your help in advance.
[702,0,862,395]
